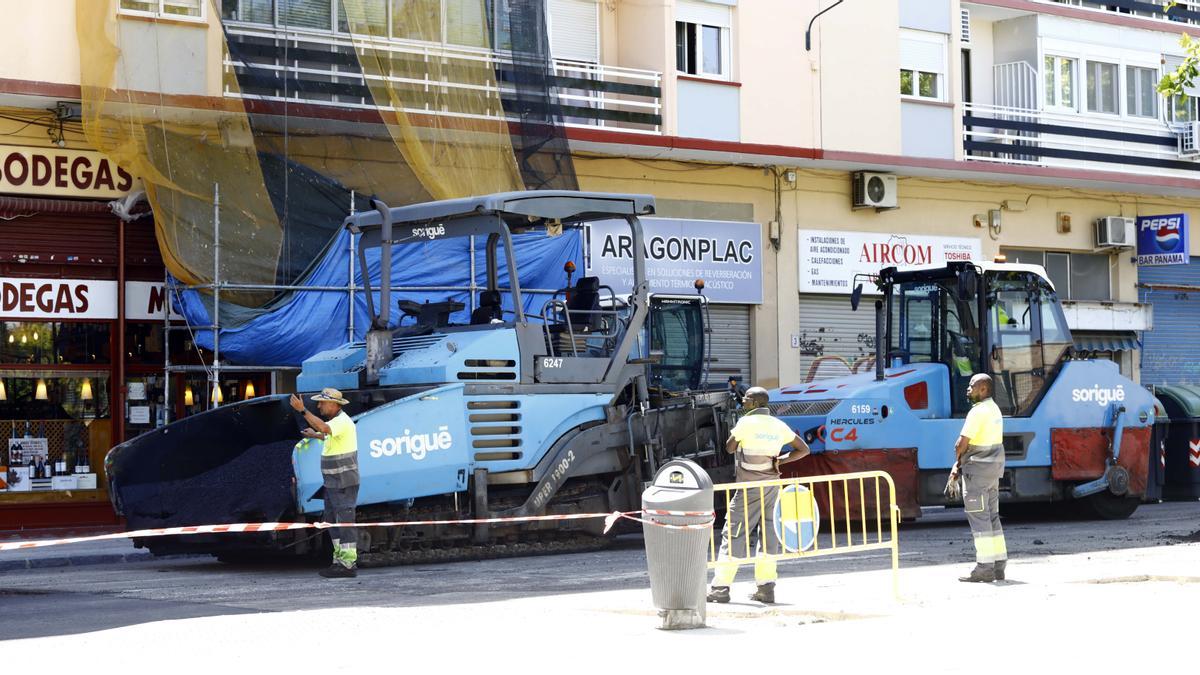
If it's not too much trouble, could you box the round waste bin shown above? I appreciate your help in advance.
[1155,384,1200,500]
[642,458,714,630]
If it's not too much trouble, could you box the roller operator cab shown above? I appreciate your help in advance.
[772,260,1156,521]
[104,191,735,563]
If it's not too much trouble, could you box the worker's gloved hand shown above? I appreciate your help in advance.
[944,473,961,501]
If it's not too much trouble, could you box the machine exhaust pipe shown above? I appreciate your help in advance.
[874,299,885,381]
[365,199,394,385]
[371,199,392,330]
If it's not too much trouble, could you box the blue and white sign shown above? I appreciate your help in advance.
[1136,214,1189,266]
[586,217,763,304]
[773,484,819,553]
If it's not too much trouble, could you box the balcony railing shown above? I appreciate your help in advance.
[1040,0,1200,26]
[221,24,662,135]
[962,102,1200,177]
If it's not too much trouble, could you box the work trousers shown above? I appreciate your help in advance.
[323,483,360,567]
[712,483,781,586]
[962,468,1007,564]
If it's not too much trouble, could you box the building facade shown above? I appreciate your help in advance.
[2,0,1199,527]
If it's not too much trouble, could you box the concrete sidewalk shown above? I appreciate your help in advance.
[4,536,1198,671]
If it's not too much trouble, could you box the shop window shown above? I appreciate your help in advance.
[125,324,209,366]
[0,373,110,495]
[120,0,204,19]
[0,322,111,366]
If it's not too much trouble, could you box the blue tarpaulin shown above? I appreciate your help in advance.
[173,228,584,366]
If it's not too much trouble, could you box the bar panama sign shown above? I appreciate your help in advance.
[798,230,982,294]
[0,279,181,320]
[0,146,135,198]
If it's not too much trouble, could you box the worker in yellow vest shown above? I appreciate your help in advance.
[291,387,361,578]
[950,373,1007,583]
[708,387,811,604]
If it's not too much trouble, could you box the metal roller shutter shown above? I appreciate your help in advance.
[705,303,751,387]
[548,0,599,63]
[796,294,878,383]
[1139,262,1200,385]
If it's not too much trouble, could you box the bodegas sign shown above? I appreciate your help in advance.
[0,146,135,198]
[0,279,181,320]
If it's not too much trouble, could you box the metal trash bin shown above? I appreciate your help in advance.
[1155,384,1200,500]
[642,458,714,630]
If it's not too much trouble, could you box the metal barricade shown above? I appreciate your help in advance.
[708,470,901,598]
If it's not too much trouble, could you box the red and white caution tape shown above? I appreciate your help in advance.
[1189,439,1200,468]
[0,510,715,553]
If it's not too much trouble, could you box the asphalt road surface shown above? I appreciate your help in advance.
[1,501,1197,641]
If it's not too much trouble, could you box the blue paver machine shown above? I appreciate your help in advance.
[772,260,1157,521]
[106,191,737,563]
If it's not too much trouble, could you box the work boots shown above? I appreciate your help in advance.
[994,560,1007,581]
[706,586,731,603]
[750,583,776,604]
[958,563,996,583]
[319,563,358,579]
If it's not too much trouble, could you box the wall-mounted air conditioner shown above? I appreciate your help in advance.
[1094,216,1135,249]
[851,172,898,210]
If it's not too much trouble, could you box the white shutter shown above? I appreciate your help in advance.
[677,0,732,27]
[549,0,599,63]
[900,32,946,74]
[705,304,752,388]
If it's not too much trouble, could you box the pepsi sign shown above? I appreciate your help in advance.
[1136,214,1189,266]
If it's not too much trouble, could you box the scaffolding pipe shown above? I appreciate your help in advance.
[348,190,356,342]
[163,267,171,424]
[212,183,221,408]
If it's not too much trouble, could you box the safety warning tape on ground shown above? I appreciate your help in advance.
[0,510,715,553]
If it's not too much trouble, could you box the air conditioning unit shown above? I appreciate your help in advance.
[1094,216,1136,249]
[851,172,898,210]
[1179,121,1200,158]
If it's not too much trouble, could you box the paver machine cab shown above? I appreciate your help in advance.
[771,261,1157,521]
[105,191,736,563]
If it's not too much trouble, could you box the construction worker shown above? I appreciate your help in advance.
[290,387,360,578]
[708,386,811,604]
[950,373,1007,583]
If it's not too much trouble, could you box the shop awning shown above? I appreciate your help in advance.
[1073,332,1140,352]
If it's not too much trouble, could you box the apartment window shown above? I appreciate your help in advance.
[1001,249,1111,301]
[676,1,731,78]
[1171,93,1199,122]
[1044,55,1076,109]
[337,0,388,34]
[1126,65,1158,118]
[279,0,332,28]
[1086,60,1119,114]
[221,0,273,23]
[899,30,947,101]
[120,0,203,19]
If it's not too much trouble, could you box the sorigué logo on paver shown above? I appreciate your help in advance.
[1071,385,1125,407]
[369,426,453,460]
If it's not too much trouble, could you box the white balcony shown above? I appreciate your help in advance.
[221,24,663,135]
[963,102,1200,178]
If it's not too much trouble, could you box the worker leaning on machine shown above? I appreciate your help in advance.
[708,386,811,605]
